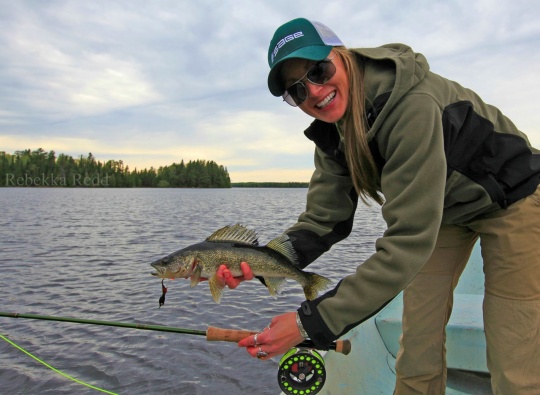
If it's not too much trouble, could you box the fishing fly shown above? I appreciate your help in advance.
[158,279,167,308]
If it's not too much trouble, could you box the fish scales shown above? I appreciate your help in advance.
[182,241,306,280]
[151,224,332,303]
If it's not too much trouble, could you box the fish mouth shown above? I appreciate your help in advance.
[150,259,187,279]
[150,262,166,277]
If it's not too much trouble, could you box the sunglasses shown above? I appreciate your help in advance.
[282,56,337,107]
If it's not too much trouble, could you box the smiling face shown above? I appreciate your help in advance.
[280,51,349,123]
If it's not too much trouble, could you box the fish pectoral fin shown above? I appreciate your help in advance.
[208,275,225,304]
[262,277,287,299]
[190,264,203,288]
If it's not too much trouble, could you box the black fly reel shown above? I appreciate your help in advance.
[277,347,326,395]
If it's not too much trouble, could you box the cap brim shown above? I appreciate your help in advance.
[268,45,332,96]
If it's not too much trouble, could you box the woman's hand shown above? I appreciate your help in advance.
[194,262,254,289]
[238,312,304,360]
[217,262,255,288]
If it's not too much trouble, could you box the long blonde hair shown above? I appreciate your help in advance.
[334,47,384,205]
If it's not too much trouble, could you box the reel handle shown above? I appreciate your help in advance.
[206,326,351,355]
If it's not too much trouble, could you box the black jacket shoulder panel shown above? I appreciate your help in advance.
[442,101,540,207]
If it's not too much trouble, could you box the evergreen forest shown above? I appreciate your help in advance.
[1,149,231,188]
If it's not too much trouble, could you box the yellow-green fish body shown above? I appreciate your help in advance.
[150,224,332,303]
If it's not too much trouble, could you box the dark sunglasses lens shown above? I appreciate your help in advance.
[283,93,297,106]
[282,59,335,106]
[307,61,336,84]
[287,82,308,106]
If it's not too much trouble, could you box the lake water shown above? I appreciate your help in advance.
[0,188,385,395]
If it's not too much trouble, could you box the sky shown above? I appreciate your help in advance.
[1,0,539,182]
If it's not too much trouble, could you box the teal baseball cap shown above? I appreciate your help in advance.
[267,18,344,96]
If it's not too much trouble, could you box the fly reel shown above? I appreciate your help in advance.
[277,348,326,395]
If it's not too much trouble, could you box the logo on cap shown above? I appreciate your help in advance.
[270,31,304,65]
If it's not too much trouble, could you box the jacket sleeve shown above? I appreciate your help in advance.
[298,94,448,348]
[285,120,359,269]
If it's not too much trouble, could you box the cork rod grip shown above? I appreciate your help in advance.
[206,326,257,343]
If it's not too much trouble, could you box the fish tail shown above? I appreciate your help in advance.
[303,272,333,300]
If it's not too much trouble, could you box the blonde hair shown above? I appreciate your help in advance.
[334,47,384,205]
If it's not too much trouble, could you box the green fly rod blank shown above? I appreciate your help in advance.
[0,311,207,336]
[0,311,351,354]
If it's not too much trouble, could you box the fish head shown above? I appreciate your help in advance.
[150,251,198,279]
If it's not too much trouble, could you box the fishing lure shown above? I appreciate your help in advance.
[158,279,167,308]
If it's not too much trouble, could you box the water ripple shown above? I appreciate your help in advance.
[0,188,385,394]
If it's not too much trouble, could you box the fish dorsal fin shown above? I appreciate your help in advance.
[206,224,259,246]
[266,234,298,265]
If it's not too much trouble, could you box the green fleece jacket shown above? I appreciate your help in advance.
[288,44,540,348]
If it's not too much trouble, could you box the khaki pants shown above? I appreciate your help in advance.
[395,186,540,395]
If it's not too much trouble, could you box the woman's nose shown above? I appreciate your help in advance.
[305,81,324,98]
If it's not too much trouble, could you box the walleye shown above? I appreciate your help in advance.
[150,224,332,303]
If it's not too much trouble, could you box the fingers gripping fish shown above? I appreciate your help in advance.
[150,224,332,303]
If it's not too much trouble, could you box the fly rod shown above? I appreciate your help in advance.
[0,311,351,355]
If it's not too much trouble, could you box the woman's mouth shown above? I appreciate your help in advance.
[316,91,336,109]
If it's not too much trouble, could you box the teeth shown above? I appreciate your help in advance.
[317,92,335,108]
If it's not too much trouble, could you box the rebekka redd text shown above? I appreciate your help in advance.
[4,173,109,187]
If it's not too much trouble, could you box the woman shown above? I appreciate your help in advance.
[227,18,539,394]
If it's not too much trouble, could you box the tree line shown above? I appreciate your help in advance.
[1,148,231,188]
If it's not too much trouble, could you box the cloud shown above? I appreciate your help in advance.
[1,0,539,182]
